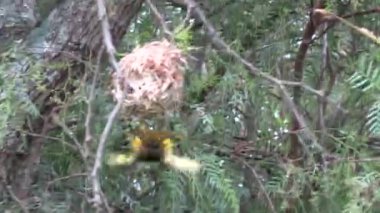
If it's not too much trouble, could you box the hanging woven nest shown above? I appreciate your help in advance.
[112,39,187,118]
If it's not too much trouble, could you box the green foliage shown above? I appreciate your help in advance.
[147,155,239,213]
[5,0,380,212]
[343,172,380,213]
[198,155,239,212]
[187,72,221,103]
[348,52,380,92]
[367,101,380,135]
[347,50,380,136]
[0,51,40,143]
[174,25,194,51]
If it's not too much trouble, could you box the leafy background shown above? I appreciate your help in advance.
[2,0,380,212]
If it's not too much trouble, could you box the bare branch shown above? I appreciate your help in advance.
[52,113,86,159]
[182,0,324,153]
[279,80,346,113]
[90,101,122,212]
[19,130,79,152]
[45,173,88,192]
[237,158,277,213]
[316,23,330,141]
[146,0,174,40]
[3,183,30,213]
[90,0,126,211]
[311,7,380,44]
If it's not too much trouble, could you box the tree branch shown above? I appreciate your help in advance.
[90,0,127,211]
[3,182,30,213]
[182,0,324,153]
[146,0,174,40]
[237,158,277,213]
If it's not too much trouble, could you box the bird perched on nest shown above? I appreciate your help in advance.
[107,128,201,173]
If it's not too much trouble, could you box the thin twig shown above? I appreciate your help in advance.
[90,101,122,211]
[237,158,277,213]
[175,1,195,34]
[277,83,323,153]
[3,183,30,213]
[146,0,174,40]
[183,0,324,153]
[279,80,346,113]
[183,3,193,25]
[315,23,328,142]
[45,172,88,192]
[91,0,125,211]
[52,114,86,159]
[342,157,380,163]
[313,9,380,45]
[19,130,79,151]
[311,7,380,43]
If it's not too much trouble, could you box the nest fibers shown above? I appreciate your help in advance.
[112,40,187,117]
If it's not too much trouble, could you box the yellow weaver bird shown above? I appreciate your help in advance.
[107,128,201,173]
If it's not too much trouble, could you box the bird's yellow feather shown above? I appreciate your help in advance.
[107,153,136,166]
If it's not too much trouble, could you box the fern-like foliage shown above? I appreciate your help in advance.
[347,51,380,136]
[343,172,380,213]
[366,101,380,136]
[187,72,221,104]
[159,169,187,213]
[347,53,380,92]
[0,53,41,144]
[198,155,239,213]
[156,154,240,213]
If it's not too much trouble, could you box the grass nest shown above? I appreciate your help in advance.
[112,39,187,118]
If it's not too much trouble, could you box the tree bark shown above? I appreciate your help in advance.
[0,0,40,53]
[0,0,144,202]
